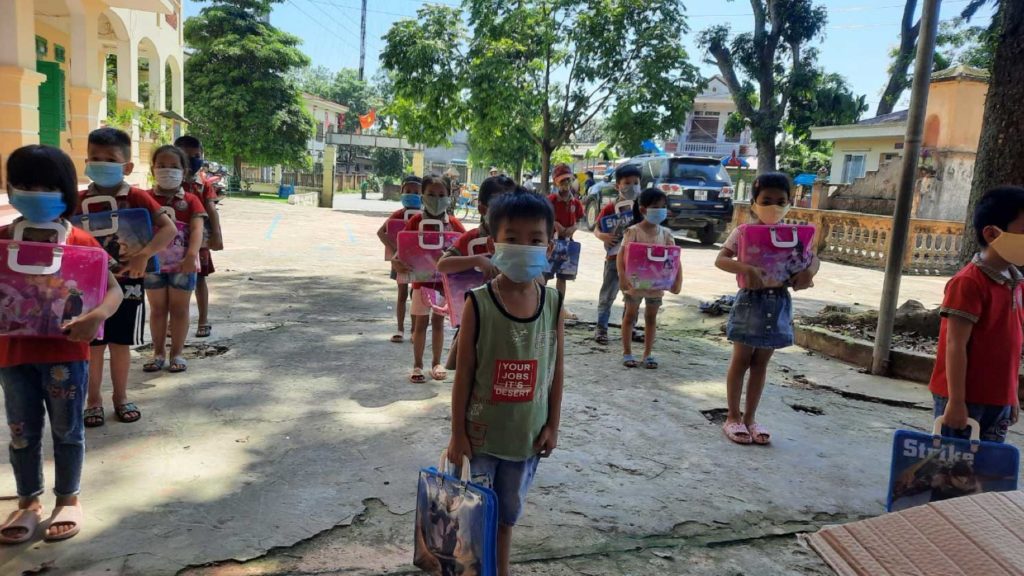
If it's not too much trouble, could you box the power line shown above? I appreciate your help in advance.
[286,0,360,60]
[295,0,361,45]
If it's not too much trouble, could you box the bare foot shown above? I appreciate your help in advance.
[45,496,80,540]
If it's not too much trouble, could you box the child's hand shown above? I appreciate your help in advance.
[447,433,474,465]
[1012,399,1020,426]
[478,256,499,280]
[743,265,766,290]
[791,269,815,291]
[126,253,149,279]
[943,400,970,430]
[565,226,577,239]
[180,256,198,274]
[534,425,558,457]
[209,233,224,251]
[62,312,104,342]
[619,277,633,293]
[670,278,682,295]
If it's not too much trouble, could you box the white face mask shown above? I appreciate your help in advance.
[154,168,184,190]
[752,203,790,225]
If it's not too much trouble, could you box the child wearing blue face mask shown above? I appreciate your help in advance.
[447,189,563,576]
[377,175,423,344]
[617,188,682,369]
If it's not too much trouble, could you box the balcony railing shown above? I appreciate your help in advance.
[680,141,755,157]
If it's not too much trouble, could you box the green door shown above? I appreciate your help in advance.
[36,61,66,147]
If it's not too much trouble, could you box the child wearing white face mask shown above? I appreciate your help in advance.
[617,188,682,369]
[593,164,642,344]
[715,173,818,446]
[144,145,207,375]
[79,128,176,428]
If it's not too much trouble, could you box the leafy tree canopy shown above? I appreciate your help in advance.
[290,65,380,132]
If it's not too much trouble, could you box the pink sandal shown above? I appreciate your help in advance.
[747,423,771,445]
[722,421,752,445]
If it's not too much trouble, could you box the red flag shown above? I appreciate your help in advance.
[359,108,376,130]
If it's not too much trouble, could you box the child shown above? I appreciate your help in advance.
[79,128,176,427]
[174,135,224,339]
[715,172,818,445]
[393,175,465,383]
[0,145,123,543]
[546,164,584,322]
[593,164,642,344]
[616,188,682,369]
[930,186,1024,442]
[143,146,207,374]
[447,191,563,576]
[377,175,422,344]
[437,175,517,370]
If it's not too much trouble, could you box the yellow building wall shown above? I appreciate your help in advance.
[923,79,987,152]
[828,137,904,183]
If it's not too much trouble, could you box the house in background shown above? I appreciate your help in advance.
[303,92,349,165]
[667,75,757,165]
[810,65,988,221]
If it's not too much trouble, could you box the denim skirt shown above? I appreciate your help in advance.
[726,288,794,349]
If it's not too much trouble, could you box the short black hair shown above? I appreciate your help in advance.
[420,173,450,195]
[631,187,669,226]
[615,164,641,182]
[488,188,555,239]
[151,144,189,171]
[174,135,203,150]
[6,145,81,219]
[88,127,132,160]
[974,186,1024,247]
[402,175,422,186]
[752,172,792,201]
[478,175,517,206]
[586,170,594,177]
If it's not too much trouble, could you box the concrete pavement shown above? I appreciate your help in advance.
[0,196,1015,575]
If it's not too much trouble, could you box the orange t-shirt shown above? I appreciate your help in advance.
[0,225,107,367]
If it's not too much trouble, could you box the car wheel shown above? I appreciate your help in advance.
[697,224,718,245]
[584,200,599,231]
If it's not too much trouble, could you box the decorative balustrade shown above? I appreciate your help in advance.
[730,203,964,276]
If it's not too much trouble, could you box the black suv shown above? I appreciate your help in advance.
[583,154,734,244]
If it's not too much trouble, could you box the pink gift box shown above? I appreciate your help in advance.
[384,210,421,261]
[624,242,681,291]
[736,224,816,288]
[395,220,461,284]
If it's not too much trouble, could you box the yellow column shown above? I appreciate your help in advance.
[412,149,425,177]
[66,0,106,179]
[0,0,45,184]
[321,145,337,208]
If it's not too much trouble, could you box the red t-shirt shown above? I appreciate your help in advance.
[403,213,465,290]
[149,190,207,225]
[0,225,106,367]
[548,193,585,229]
[929,260,1024,406]
[183,178,217,203]
[449,227,494,257]
[78,183,163,219]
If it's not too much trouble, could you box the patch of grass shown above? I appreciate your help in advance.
[231,194,290,203]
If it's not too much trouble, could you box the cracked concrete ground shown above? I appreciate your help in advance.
[0,196,1019,575]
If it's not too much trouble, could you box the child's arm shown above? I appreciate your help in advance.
[437,254,497,278]
[715,246,764,290]
[181,216,204,274]
[63,270,124,342]
[792,254,821,291]
[616,231,632,292]
[535,296,565,457]
[126,212,176,279]
[447,296,478,465]
[205,198,224,251]
[942,315,973,430]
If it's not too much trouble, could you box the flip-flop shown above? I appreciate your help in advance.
[723,421,752,445]
[431,365,448,381]
[84,406,105,428]
[595,331,609,345]
[115,402,141,424]
[143,357,166,373]
[747,422,772,445]
[43,505,82,542]
[410,368,426,384]
[168,356,188,373]
[195,324,212,338]
[390,333,405,343]
[0,508,43,545]
[623,354,639,368]
[643,356,659,369]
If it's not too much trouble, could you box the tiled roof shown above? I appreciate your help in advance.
[857,109,909,126]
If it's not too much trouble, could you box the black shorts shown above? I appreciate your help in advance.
[91,278,146,347]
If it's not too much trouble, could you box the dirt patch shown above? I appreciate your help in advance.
[788,403,825,416]
[700,408,729,425]
[136,342,230,360]
[799,301,940,355]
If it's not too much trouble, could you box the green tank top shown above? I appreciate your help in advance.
[465,282,562,461]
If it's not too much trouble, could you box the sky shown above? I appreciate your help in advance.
[183,0,996,116]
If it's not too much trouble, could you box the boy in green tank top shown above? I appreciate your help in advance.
[448,190,565,576]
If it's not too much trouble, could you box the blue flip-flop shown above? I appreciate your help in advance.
[623,354,639,368]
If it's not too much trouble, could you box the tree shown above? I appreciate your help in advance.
[697,0,829,173]
[184,0,315,175]
[788,72,868,143]
[960,0,1021,263]
[381,1,699,192]
[877,0,921,116]
[372,148,409,182]
[937,17,997,70]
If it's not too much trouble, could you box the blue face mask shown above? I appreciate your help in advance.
[188,157,205,175]
[492,243,550,283]
[401,193,422,209]
[645,207,668,225]
[9,188,67,223]
[422,195,449,216]
[85,161,126,188]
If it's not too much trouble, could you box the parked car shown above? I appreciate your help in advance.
[583,154,734,244]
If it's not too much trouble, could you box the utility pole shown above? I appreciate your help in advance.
[358,0,367,81]
[871,0,942,375]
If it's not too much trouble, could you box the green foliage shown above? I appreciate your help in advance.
[138,108,170,145]
[937,17,997,70]
[184,0,315,171]
[290,65,379,132]
[550,147,574,166]
[381,0,700,190]
[788,72,868,142]
[779,137,832,176]
[372,148,409,181]
[105,108,136,133]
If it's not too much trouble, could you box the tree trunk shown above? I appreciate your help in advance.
[756,132,777,173]
[233,155,243,178]
[959,0,1024,264]
[877,0,919,117]
[539,146,552,195]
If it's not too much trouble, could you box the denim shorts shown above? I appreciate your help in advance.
[623,293,663,308]
[144,271,197,291]
[469,453,541,526]
[932,395,1012,443]
[726,288,794,349]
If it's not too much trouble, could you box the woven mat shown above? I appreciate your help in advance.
[804,491,1024,575]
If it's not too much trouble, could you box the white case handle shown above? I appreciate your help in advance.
[646,245,669,262]
[81,196,119,215]
[7,244,64,275]
[418,219,446,250]
[932,416,982,452]
[403,209,422,222]
[769,226,799,248]
[438,449,471,483]
[13,221,68,244]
